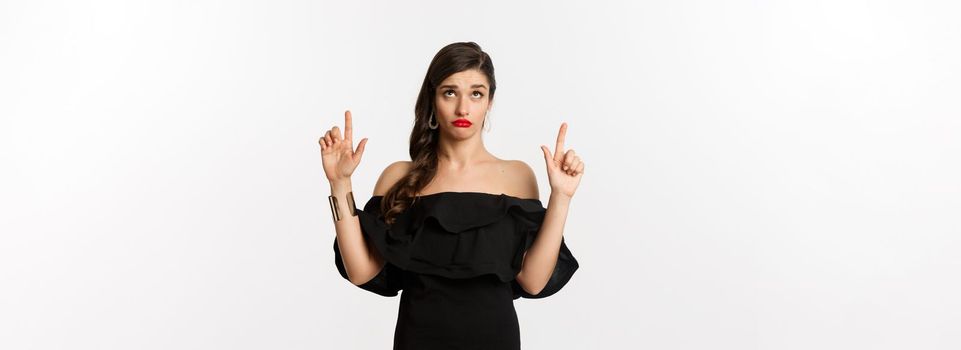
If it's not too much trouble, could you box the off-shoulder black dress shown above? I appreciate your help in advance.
[333,191,579,350]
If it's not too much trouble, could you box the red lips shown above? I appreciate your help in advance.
[452,119,472,127]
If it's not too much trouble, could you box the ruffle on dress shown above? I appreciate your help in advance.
[334,191,579,299]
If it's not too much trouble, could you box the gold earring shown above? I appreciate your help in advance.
[484,110,492,132]
[428,112,439,129]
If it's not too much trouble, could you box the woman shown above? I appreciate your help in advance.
[319,42,583,349]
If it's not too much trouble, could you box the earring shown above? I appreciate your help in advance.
[428,112,438,129]
[484,109,492,132]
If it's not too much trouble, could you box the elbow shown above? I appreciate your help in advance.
[348,276,363,286]
[524,285,545,296]
[516,273,546,296]
[348,263,384,286]
[348,270,373,286]
[349,275,370,286]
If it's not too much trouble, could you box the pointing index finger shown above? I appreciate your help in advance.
[554,122,567,160]
[344,110,353,141]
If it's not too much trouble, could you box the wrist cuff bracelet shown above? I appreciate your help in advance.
[328,191,357,222]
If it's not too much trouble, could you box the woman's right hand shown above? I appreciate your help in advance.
[319,110,368,183]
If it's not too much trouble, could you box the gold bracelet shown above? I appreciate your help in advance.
[328,191,358,222]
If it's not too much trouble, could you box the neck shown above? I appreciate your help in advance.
[436,134,493,169]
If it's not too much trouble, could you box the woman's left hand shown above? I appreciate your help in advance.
[540,122,584,199]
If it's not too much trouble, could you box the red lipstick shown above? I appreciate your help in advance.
[452,119,472,127]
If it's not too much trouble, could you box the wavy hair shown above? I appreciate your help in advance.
[380,42,496,225]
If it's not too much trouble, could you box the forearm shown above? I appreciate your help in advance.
[330,178,385,285]
[515,192,571,295]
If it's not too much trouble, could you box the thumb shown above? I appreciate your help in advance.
[355,138,368,160]
[540,145,552,166]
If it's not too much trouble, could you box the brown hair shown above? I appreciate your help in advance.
[380,41,497,225]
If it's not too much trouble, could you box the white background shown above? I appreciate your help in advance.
[2,0,959,349]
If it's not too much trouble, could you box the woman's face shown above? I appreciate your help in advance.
[433,69,492,136]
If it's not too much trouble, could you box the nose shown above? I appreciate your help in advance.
[456,96,470,117]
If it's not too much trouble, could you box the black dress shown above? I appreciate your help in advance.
[333,191,579,350]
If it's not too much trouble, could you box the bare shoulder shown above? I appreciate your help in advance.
[503,159,539,200]
[373,161,412,196]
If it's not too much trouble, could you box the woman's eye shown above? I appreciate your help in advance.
[442,89,483,98]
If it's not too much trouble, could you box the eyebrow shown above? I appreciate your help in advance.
[438,84,488,90]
